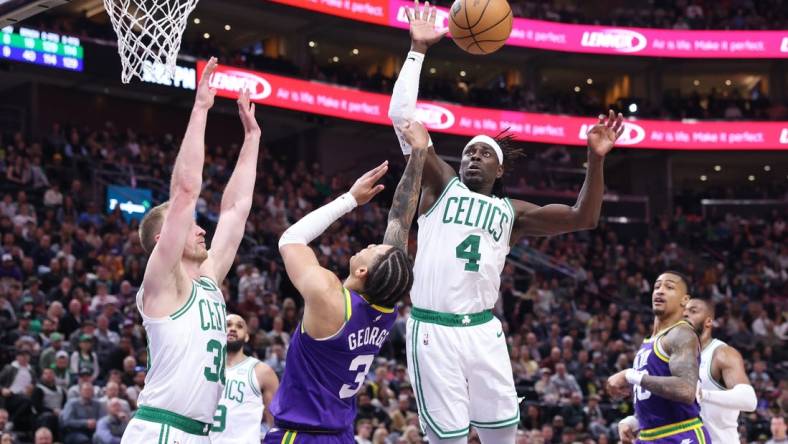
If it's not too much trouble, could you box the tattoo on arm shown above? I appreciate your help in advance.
[640,326,700,404]
[383,149,427,250]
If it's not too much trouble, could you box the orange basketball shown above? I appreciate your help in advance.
[448,0,513,55]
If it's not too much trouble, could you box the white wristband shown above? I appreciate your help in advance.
[625,369,644,386]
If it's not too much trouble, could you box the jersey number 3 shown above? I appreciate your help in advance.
[204,339,227,385]
[456,235,481,272]
[339,354,374,399]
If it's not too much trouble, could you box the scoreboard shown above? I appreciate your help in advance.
[0,25,83,71]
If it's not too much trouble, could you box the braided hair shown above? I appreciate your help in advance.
[491,128,525,197]
[363,247,414,308]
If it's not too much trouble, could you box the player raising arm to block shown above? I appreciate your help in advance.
[263,121,429,444]
[121,61,262,444]
[609,272,711,444]
[387,3,624,443]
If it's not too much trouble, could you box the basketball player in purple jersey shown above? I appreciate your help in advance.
[264,120,429,444]
[608,271,711,444]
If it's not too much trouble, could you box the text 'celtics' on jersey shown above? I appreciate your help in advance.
[136,276,228,425]
[412,177,514,313]
[210,356,264,444]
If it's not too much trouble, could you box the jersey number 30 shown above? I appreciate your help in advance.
[339,354,374,399]
[456,235,481,272]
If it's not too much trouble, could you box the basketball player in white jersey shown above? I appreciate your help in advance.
[210,314,279,444]
[618,297,757,444]
[387,3,625,442]
[121,59,262,444]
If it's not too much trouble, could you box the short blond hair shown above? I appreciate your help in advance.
[138,202,170,255]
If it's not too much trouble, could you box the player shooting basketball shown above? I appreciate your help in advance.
[263,121,429,444]
[121,58,262,444]
[386,2,624,443]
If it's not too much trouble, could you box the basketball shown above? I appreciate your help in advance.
[448,0,513,55]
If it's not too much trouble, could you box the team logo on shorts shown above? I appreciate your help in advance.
[423,333,429,346]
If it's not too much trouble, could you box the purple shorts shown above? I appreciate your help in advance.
[263,427,355,444]
[636,425,711,444]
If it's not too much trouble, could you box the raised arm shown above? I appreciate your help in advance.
[255,362,279,427]
[383,121,429,250]
[699,345,757,411]
[388,1,455,203]
[278,162,388,338]
[510,111,624,240]
[201,89,260,283]
[142,57,217,296]
[639,325,700,404]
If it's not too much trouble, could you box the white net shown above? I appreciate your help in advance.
[103,0,200,84]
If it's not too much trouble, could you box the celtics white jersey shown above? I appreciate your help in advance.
[136,276,227,425]
[699,339,739,444]
[210,356,264,444]
[412,177,514,313]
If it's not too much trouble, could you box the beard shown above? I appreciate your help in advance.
[691,320,704,336]
[226,339,244,353]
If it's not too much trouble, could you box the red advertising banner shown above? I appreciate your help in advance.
[198,60,788,150]
[269,0,788,59]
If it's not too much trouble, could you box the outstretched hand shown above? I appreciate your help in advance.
[397,119,430,151]
[406,0,446,52]
[195,57,218,110]
[237,89,261,138]
[586,109,624,158]
[349,161,389,205]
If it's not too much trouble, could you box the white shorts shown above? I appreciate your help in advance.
[406,314,519,439]
[121,417,211,444]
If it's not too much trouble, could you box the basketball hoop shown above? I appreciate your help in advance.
[103,0,200,84]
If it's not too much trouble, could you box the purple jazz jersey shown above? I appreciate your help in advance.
[269,288,397,433]
[633,321,701,431]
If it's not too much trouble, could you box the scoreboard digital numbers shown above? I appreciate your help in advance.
[0,26,83,71]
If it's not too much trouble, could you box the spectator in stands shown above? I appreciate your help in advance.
[93,397,128,444]
[0,349,35,433]
[354,418,373,444]
[34,427,53,444]
[70,334,99,381]
[32,367,66,440]
[60,381,104,444]
[97,381,130,416]
[52,351,71,390]
[767,416,787,444]
[548,363,582,405]
[67,369,98,400]
[264,338,286,380]
[0,408,13,436]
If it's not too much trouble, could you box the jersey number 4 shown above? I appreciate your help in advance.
[456,235,481,272]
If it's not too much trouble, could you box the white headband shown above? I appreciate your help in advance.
[464,135,503,165]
